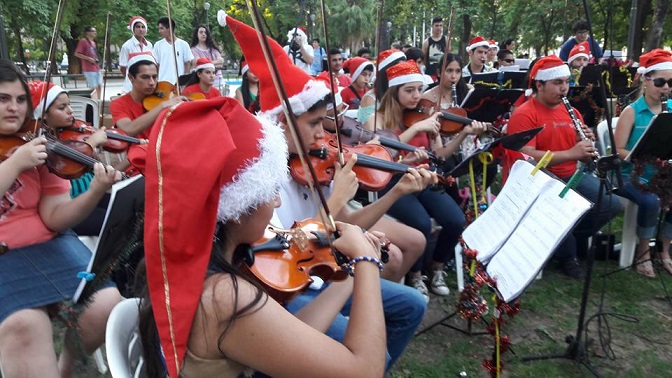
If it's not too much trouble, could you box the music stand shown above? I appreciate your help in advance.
[470,72,499,87]
[567,85,605,129]
[460,87,524,122]
[625,113,672,162]
[501,71,527,89]
[577,64,602,86]
[73,176,145,304]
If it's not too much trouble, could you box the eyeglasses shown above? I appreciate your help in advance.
[576,30,589,35]
[503,59,515,64]
[325,103,350,121]
[647,77,672,88]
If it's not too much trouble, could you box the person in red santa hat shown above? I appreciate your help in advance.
[182,57,222,99]
[340,57,375,109]
[567,41,592,87]
[358,48,407,123]
[0,61,121,377]
[462,36,498,83]
[486,39,498,69]
[119,16,153,93]
[135,95,386,377]
[614,48,672,278]
[219,9,431,368]
[508,55,621,278]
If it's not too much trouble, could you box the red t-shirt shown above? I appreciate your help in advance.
[508,97,584,178]
[340,85,367,109]
[395,128,431,166]
[75,38,99,72]
[0,165,70,249]
[110,93,149,138]
[182,84,221,99]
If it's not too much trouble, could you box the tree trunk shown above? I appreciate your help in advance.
[629,0,652,60]
[645,0,670,50]
[12,26,29,75]
[460,13,471,62]
[62,28,80,75]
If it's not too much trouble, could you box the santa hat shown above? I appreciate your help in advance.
[28,80,66,119]
[128,16,148,31]
[194,57,215,72]
[386,60,425,87]
[637,49,672,75]
[286,26,308,42]
[141,97,288,378]
[489,40,499,51]
[529,55,570,85]
[218,10,330,118]
[343,57,375,83]
[466,36,490,52]
[127,51,157,71]
[377,49,406,71]
[567,41,591,64]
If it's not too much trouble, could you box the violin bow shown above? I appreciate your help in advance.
[98,12,112,128]
[165,0,181,94]
[34,0,67,134]
[245,0,338,233]
[433,6,455,110]
[371,0,385,134]
[319,0,345,165]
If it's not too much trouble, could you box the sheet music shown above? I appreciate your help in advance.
[462,160,553,263]
[486,179,591,302]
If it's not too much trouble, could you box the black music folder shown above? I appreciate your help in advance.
[567,85,605,128]
[470,71,499,87]
[460,87,524,122]
[500,71,527,89]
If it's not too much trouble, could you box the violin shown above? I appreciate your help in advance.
[57,119,144,153]
[236,219,349,305]
[0,127,128,180]
[403,98,476,135]
[336,116,440,163]
[290,134,454,191]
[143,81,206,111]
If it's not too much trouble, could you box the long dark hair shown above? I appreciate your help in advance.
[436,53,469,104]
[138,221,267,377]
[0,59,34,129]
[190,24,221,53]
[238,57,259,113]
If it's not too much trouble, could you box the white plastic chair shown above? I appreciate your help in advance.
[69,95,100,128]
[105,298,145,378]
[596,118,638,268]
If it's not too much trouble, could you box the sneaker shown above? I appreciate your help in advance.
[407,274,429,303]
[430,269,450,296]
[560,258,585,279]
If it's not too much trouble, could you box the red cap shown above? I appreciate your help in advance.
[637,49,672,75]
[529,55,571,85]
[568,41,591,64]
[466,36,490,52]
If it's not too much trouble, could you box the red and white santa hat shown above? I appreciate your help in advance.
[466,36,490,52]
[386,60,425,87]
[194,57,215,72]
[567,41,591,64]
[218,10,330,119]
[637,49,672,75]
[529,55,571,85]
[28,80,66,119]
[489,40,499,51]
[127,51,157,71]
[343,57,375,83]
[139,97,288,378]
[128,16,148,31]
[377,49,406,71]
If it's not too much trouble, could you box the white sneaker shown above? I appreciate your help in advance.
[407,274,429,303]
[430,269,450,296]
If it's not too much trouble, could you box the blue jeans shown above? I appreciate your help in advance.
[381,177,466,271]
[616,176,672,239]
[556,173,623,261]
[285,279,427,369]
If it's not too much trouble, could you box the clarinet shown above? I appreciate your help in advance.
[451,83,458,108]
[662,94,669,113]
[561,96,599,172]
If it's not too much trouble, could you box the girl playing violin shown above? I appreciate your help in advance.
[234,57,260,114]
[136,97,386,378]
[0,60,121,377]
[366,60,487,300]
[182,57,222,99]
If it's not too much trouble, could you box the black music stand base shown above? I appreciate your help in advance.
[415,310,490,337]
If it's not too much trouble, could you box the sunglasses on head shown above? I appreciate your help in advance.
[325,103,350,121]
[648,77,672,88]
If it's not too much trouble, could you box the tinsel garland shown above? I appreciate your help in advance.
[631,158,672,209]
[459,243,521,377]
